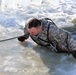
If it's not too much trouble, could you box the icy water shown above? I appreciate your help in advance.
[0,29,76,75]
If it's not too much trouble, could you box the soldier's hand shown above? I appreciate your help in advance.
[17,36,26,42]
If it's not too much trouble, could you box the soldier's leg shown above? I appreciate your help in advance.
[67,32,76,58]
[67,32,76,51]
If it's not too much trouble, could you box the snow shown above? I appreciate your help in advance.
[0,0,76,75]
[0,0,76,28]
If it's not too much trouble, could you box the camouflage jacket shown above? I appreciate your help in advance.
[24,18,76,52]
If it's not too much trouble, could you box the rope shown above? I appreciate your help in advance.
[0,36,21,42]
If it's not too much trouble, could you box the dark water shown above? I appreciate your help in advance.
[72,33,76,43]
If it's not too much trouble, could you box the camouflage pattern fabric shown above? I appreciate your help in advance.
[24,18,76,52]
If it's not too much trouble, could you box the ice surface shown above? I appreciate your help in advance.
[0,30,76,75]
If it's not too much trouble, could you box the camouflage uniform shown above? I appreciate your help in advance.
[24,18,76,52]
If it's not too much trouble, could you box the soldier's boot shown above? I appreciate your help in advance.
[71,51,76,59]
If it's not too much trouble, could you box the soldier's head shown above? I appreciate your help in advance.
[28,18,42,35]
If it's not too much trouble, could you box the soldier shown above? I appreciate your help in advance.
[18,18,76,58]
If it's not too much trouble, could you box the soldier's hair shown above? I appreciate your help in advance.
[28,18,41,29]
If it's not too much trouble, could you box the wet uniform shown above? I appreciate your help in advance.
[24,18,76,52]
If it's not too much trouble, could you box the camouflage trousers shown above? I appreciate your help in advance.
[49,32,76,53]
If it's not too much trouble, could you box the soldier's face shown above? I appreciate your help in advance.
[28,26,42,35]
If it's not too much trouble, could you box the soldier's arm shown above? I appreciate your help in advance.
[17,25,30,42]
[48,22,60,52]
[48,21,60,43]
[24,25,30,39]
